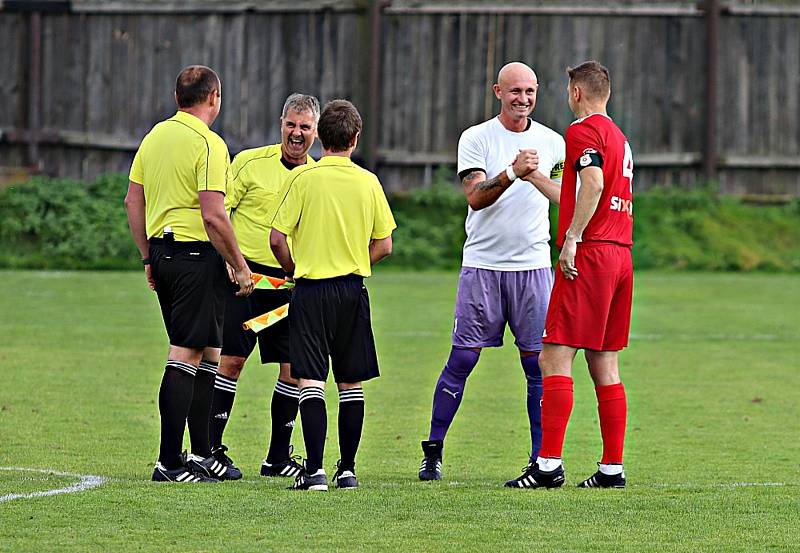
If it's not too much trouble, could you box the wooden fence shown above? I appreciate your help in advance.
[1,0,799,195]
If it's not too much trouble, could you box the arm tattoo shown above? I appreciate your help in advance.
[475,175,503,191]
[462,170,485,186]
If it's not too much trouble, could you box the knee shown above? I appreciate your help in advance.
[519,350,541,372]
[538,351,555,377]
[218,356,245,380]
[443,347,480,380]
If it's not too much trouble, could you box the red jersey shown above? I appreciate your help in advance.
[557,113,633,248]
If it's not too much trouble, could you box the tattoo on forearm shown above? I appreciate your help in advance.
[475,175,503,191]
[462,171,484,186]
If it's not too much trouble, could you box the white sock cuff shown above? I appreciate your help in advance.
[275,380,300,399]
[338,388,364,403]
[536,457,563,472]
[214,373,237,393]
[197,360,219,374]
[298,386,325,404]
[166,360,197,377]
[598,463,624,475]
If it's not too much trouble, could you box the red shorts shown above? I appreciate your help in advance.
[543,243,633,351]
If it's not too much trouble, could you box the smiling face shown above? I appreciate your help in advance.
[280,108,317,164]
[493,63,538,130]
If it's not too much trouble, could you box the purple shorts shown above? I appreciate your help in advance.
[452,267,554,352]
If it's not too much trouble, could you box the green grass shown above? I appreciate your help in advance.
[0,270,798,552]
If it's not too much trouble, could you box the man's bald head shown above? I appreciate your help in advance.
[493,62,539,130]
[497,62,537,88]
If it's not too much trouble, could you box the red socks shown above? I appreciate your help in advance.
[538,375,574,458]
[596,383,627,464]
[539,377,628,464]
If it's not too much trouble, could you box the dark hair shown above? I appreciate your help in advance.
[175,65,220,108]
[318,99,362,152]
[567,60,611,101]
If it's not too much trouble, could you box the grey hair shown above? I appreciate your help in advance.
[281,93,321,122]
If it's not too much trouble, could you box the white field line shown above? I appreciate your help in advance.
[0,467,108,503]
[630,333,792,342]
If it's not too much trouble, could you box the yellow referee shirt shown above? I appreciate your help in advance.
[271,156,396,280]
[227,144,314,266]
[129,111,229,242]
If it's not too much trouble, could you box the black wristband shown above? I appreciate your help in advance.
[142,258,150,266]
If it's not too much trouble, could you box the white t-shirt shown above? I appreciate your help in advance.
[457,116,565,270]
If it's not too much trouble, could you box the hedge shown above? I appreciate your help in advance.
[1,171,798,272]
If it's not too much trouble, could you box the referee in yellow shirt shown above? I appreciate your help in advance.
[270,99,396,491]
[208,94,319,480]
[124,65,254,483]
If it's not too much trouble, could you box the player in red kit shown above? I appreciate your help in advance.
[518,61,634,489]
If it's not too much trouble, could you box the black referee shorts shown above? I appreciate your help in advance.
[290,275,380,384]
[221,260,292,364]
[149,238,226,349]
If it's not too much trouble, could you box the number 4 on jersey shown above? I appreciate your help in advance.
[622,141,634,193]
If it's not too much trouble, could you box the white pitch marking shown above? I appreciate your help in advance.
[0,466,108,503]
[630,333,789,342]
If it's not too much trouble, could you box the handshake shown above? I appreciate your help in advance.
[509,148,543,182]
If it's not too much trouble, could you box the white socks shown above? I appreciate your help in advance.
[598,463,624,476]
[536,457,563,472]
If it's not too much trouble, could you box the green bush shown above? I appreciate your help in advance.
[1,171,798,272]
[385,167,467,270]
[632,185,800,271]
[0,174,139,270]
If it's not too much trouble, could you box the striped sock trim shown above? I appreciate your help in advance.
[214,374,238,393]
[198,360,219,375]
[298,386,325,404]
[166,360,197,377]
[338,388,364,403]
[275,380,300,399]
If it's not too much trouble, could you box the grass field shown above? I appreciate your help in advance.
[1,270,798,552]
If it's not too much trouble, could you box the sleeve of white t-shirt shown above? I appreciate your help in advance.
[457,126,487,176]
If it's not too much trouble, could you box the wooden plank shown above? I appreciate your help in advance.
[219,13,246,149]
[417,14,434,154]
[383,13,399,149]
[720,155,800,170]
[71,0,364,14]
[40,13,55,131]
[318,11,336,104]
[725,5,800,17]
[0,15,23,127]
[785,18,800,156]
[385,5,704,17]
[433,14,454,154]
[84,15,112,136]
[266,14,285,145]
[63,14,88,132]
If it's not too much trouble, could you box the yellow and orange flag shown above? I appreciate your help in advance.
[252,273,294,290]
[242,303,289,333]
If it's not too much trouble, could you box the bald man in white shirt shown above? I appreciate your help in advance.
[418,62,566,488]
